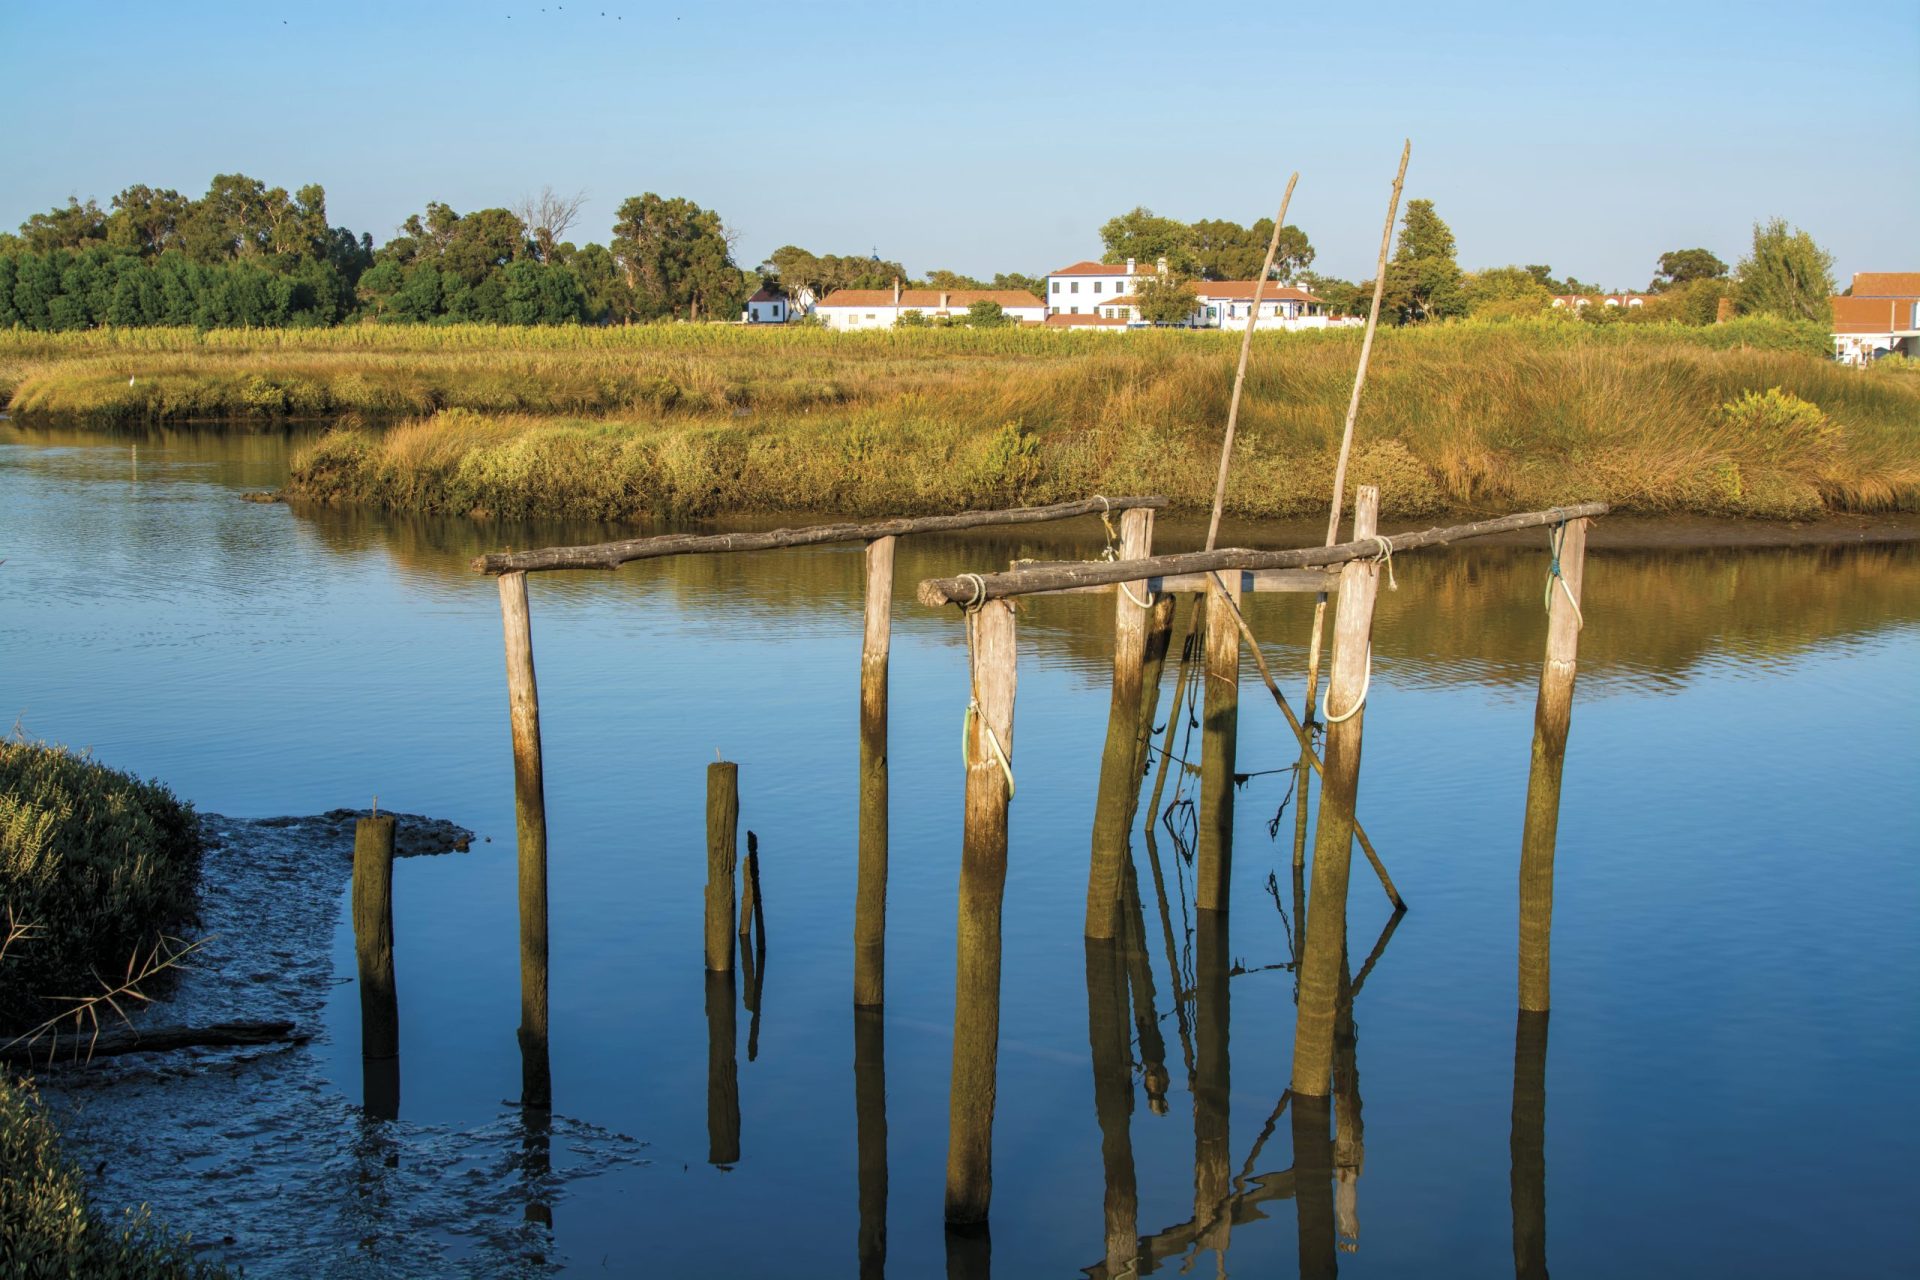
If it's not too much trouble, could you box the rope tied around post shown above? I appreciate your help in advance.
[1320,644,1372,725]
[958,575,1015,797]
[1093,494,1154,610]
[1544,522,1584,630]
[1370,535,1398,591]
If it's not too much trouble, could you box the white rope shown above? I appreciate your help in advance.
[964,700,1016,797]
[1320,644,1372,725]
[959,572,988,610]
[1544,524,1584,631]
[1370,535,1398,591]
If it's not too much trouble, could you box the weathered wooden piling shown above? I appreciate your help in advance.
[1084,936,1139,1276]
[352,814,399,1061]
[855,534,895,1008]
[497,571,551,1109]
[1193,907,1232,1256]
[1197,573,1243,911]
[1290,488,1384,1097]
[1511,1009,1550,1280]
[945,598,1017,1226]
[1519,517,1589,1013]
[855,1007,889,1279]
[706,968,741,1165]
[1085,508,1157,938]
[706,761,739,973]
[362,1056,400,1122]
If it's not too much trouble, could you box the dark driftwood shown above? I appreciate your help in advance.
[5,1020,306,1065]
[472,496,1170,575]
[917,503,1611,606]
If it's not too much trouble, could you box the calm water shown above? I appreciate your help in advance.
[3,423,1917,1278]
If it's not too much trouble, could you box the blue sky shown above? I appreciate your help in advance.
[3,0,1915,287]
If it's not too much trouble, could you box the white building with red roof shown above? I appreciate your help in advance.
[815,283,1045,329]
[1832,272,1920,363]
[1044,257,1338,330]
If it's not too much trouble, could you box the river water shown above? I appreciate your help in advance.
[2,423,1916,1278]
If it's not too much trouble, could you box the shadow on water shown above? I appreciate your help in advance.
[1511,1010,1550,1280]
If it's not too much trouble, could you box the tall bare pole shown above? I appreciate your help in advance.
[1204,173,1300,552]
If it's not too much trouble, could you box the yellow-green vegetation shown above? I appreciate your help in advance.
[7,317,1916,519]
[0,1075,229,1278]
[0,741,204,1033]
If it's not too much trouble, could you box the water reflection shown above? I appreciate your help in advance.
[1511,1011,1549,1280]
[706,969,741,1166]
[854,1008,888,1279]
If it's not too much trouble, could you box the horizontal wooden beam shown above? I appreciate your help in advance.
[918,503,1610,607]
[472,495,1169,575]
[1014,566,1338,596]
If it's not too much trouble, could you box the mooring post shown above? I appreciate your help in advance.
[1085,936,1139,1276]
[1511,1009,1550,1279]
[1197,572,1243,912]
[855,1007,889,1279]
[945,598,1017,1226]
[1290,487,1383,1097]
[706,761,739,973]
[706,968,741,1165]
[855,535,896,1008]
[1519,516,1588,1013]
[1086,509,1156,938]
[352,814,399,1062]
[498,571,551,1110]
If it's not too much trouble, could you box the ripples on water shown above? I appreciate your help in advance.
[3,424,1917,1277]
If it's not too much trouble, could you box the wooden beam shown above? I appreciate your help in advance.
[473,495,1169,575]
[918,504,1609,606]
[3,1020,307,1065]
[1013,567,1339,596]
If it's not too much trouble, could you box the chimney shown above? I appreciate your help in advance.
[1126,257,1135,275]
[892,277,901,306]
[1156,256,1168,277]
[940,291,950,310]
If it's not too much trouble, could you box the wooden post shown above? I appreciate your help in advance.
[498,571,551,1110]
[1290,488,1383,1097]
[1084,936,1138,1277]
[945,598,1016,1226]
[855,1007,889,1279]
[705,969,740,1165]
[352,814,399,1061]
[855,535,895,1008]
[706,762,739,973]
[1333,956,1365,1255]
[1519,517,1588,1013]
[1086,510,1155,939]
[1131,594,1178,789]
[739,831,758,937]
[1291,1092,1338,1280]
[1193,907,1232,1257]
[362,1055,400,1122]
[1119,859,1170,1113]
[1511,1009,1550,1280]
[1197,573,1242,912]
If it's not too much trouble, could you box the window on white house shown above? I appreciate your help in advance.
[1071,281,1079,293]
[1093,281,1102,293]
[1051,281,1059,294]
[1070,306,1079,314]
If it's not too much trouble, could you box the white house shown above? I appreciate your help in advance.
[815,284,1046,329]
[1186,282,1335,331]
[1046,258,1337,330]
[1832,293,1920,363]
[1549,293,1655,310]
[743,287,790,324]
[1045,258,1161,318]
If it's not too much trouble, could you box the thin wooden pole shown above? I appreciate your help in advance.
[1299,140,1411,736]
[1085,936,1138,1277]
[855,535,895,1007]
[1197,573,1242,912]
[855,1007,889,1279]
[705,969,741,1165]
[945,598,1017,1226]
[352,814,399,1062]
[498,571,551,1110]
[1205,173,1300,552]
[1290,488,1383,1097]
[738,831,759,937]
[706,762,739,973]
[1511,1009,1550,1280]
[1086,507,1155,938]
[1519,517,1588,1012]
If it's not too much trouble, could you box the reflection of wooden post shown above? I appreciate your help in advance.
[1197,574,1242,911]
[855,1008,889,1280]
[1193,907,1232,1256]
[1119,860,1170,1113]
[706,969,740,1165]
[1292,1092,1338,1280]
[945,599,1017,1226]
[352,815,399,1061]
[706,762,738,973]
[1511,1009,1550,1280]
[1290,488,1382,1097]
[1519,518,1588,1013]
[498,571,551,1109]
[855,535,895,1008]
[362,1056,400,1122]
[1132,594,1178,788]
[1085,937,1138,1276]
[1333,958,1364,1255]
[944,1225,991,1280]
[1086,509,1155,938]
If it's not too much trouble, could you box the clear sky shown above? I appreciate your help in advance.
[3,0,1915,288]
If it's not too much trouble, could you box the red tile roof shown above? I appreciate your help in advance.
[1045,312,1132,327]
[1832,295,1920,334]
[1049,261,1143,277]
[746,288,785,304]
[1190,282,1322,303]
[1850,272,1920,297]
[817,288,1044,310]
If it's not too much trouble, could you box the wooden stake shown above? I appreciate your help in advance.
[855,1008,889,1279]
[1197,573,1242,912]
[705,969,740,1165]
[1085,507,1155,938]
[706,762,739,973]
[1205,173,1300,553]
[498,571,551,1109]
[855,535,895,1008]
[1511,1010,1550,1280]
[1519,517,1588,1012]
[1290,489,1383,1097]
[1085,936,1139,1277]
[945,598,1017,1226]
[739,831,758,937]
[352,814,399,1061]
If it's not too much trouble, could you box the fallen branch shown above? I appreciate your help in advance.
[4,1019,307,1066]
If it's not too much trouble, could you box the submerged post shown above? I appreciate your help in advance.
[707,762,739,973]
[1519,517,1589,1012]
[498,571,551,1110]
[352,814,399,1062]
[945,598,1017,1226]
[855,535,896,1008]
[1290,488,1383,1097]
[1197,573,1243,911]
[1086,507,1156,937]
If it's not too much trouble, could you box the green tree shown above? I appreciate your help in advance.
[1098,207,1190,272]
[965,299,1009,328]
[1300,272,1363,316]
[1186,217,1314,280]
[926,268,985,289]
[1461,265,1551,315]
[106,186,191,257]
[611,194,739,321]
[1382,198,1464,323]
[990,271,1044,298]
[18,198,108,253]
[1649,247,1728,293]
[1132,274,1198,325]
[1734,219,1834,323]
